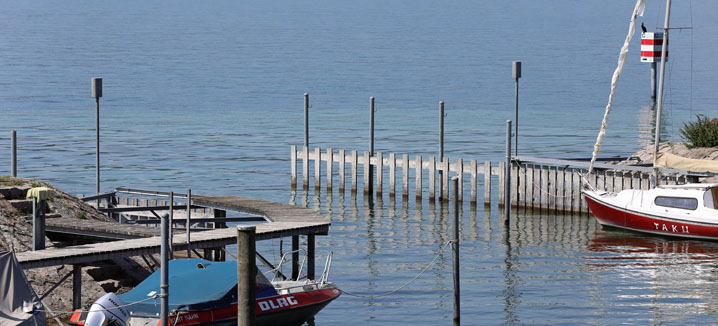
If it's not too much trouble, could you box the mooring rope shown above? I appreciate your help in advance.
[339,240,453,299]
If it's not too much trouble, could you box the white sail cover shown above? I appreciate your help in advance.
[655,152,718,173]
[588,0,645,174]
[0,251,45,326]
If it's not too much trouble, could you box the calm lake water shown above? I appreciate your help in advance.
[3,0,718,324]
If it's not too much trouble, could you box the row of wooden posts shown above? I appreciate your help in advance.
[290,146,690,214]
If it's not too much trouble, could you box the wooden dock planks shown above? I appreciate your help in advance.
[17,195,329,269]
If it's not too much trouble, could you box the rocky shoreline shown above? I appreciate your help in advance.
[0,176,152,322]
[620,142,718,183]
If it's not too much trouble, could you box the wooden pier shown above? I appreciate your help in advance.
[290,146,697,214]
[15,194,329,309]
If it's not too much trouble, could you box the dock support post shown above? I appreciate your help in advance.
[73,265,82,310]
[456,158,463,201]
[512,61,521,156]
[368,97,375,195]
[186,189,191,258]
[484,161,491,206]
[442,157,449,202]
[376,152,383,195]
[415,155,422,200]
[11,130,16,177]
[315,147,321,190]
[439,101,445,199]
[402,154,409,197]
[389,153,396,197]
[351,150,358,192]
[160,213,169,326]
[32,197,45,251]
[326,148,333,190]
[291,145,297,187]
[304,93,309,148]
[169,192,174,259]
[303,146,309,189]
[236,226,256,326]
[429,156,436,200]
[92,78,102,207]
[339,149,346,192]
[470,160,477,204]
[292,235,299,280]
[307,234,315,280]
[505,120,512,224]
[363,151,370,194]
[451,176,460,325]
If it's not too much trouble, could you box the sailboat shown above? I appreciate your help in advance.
[582,0,718,240]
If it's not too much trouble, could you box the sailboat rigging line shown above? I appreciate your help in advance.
[340,241,452,299]
[587,0,645,175]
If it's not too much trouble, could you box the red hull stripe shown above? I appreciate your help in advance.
[584,194,718,240]
[167,288,341,326]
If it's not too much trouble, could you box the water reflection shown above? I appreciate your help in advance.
[289,187,718,324]
[637,103,673,148]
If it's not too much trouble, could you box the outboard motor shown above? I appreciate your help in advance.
[84,293,130,326]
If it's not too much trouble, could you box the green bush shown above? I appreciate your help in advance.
[680,114,718,148]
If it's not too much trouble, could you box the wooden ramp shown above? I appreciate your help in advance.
[17,196,329,269]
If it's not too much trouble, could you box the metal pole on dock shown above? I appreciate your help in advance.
[512,61,521,156]
[92,78,102,205]
[160,213,169,326]
[451,176,460,325]
[186,188,191,258]
[169,192,174,259]
[236,225,256,326]
[11,130,16,177]
[439,101,445,199]
[304,93,309,148]
[368,97,375,195]
[505,120,512,224]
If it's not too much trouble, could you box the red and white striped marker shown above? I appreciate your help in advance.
[641,32,668,62]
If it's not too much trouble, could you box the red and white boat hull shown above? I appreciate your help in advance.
[584,184,718,240]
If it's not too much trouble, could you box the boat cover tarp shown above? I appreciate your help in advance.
[118,259,277,316]
[0,251,45,326]
[655,152,718,173]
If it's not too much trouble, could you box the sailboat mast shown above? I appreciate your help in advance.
[653,0,671,175]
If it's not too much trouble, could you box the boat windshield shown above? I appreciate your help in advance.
[704,187,718,209]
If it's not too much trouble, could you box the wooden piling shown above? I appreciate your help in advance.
[363,151,370,194]
[442,157,449,201]
[290,145,297,187]
[429,156,436,200]
[351,150,358,192]
[302,146,309,188]
[236,226,256,326]
[314,147,321,189]
[470,160,477,203]
[389,153,396,197]
[377,152,383,195]
[402,154,409,197]
[415,155,422,199]
[326,148,333,190]
[484,161,491,206]
[456,158,463,201]
[339,149,346,192]
[498,161,505,206]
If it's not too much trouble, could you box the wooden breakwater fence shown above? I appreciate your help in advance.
[290,146,696,214]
